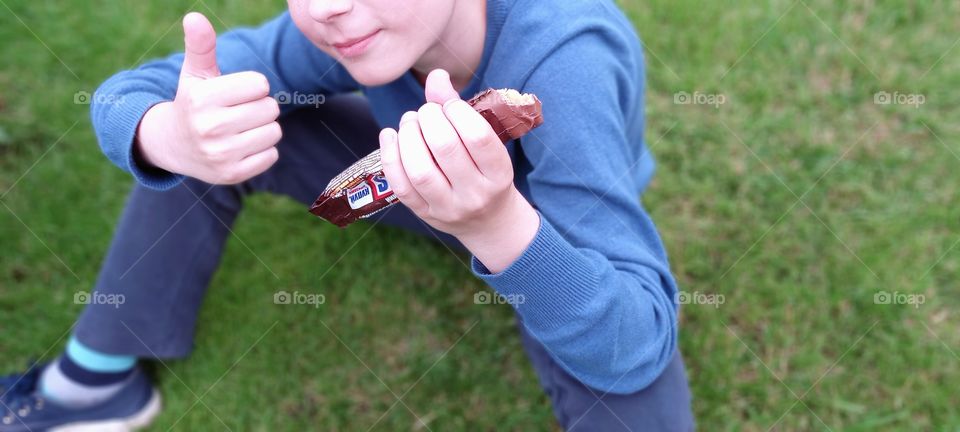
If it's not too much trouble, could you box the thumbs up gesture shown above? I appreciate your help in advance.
[135,12,282,185]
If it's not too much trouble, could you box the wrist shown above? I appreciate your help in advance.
[134,101,174,172]
[457,190,540,274]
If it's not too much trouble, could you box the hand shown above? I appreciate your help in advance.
[135,12,281,185]
[379,69,540,272]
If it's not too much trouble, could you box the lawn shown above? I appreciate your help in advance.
[1,0,958,430]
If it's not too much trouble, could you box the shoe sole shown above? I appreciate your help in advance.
[48,389,162,432]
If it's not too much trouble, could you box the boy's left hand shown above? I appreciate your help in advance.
[379,69,540,269]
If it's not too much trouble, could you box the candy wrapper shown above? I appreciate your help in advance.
[309,88,544,228]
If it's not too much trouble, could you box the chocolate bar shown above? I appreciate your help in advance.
[309,88,544,228]
[467,89,544,144]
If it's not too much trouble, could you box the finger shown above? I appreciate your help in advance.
[180,12,220,81]
[424,69,460,105]
[378,128,427,212]
[442,99,513,180]
[199,72,271,106]
[217,96,280,134]
[399,110,418,127]
[232,146,279,182]
[417,102,481,188]
[233,121,282,159]
[397,112,451,202]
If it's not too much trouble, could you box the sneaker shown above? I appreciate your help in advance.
[0,361,161,432]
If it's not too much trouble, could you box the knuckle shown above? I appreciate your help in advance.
[390,183,411,199]
[408,172,435,188]
[201,146,227,163]
[265,121,283,143]
[461,129,490,150]
[264,98,281,119]
[263,146,280,164]
[417,103,443,123]
[456,194,484,216]
[249,73,270,97]
[193,115,223,138]
[220,170,243,185]
[207,150,227,165]
[184,89,209,109]
[431,139,459,158]
[396,193,416,207]
[393,189,422,210]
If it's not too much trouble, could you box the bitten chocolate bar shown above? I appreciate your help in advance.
[309,88,544,228]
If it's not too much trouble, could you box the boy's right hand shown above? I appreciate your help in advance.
[135,12,281,185]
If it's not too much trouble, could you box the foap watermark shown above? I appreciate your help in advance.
[674,91,726,108]
[873,91,925,108]
[474,291,525,307]
[274,290,326,308]
[274,91,326,108]
[874,290,925,308]
[675,291,725,308]
[74,291,125,309]
[74,90,125,106]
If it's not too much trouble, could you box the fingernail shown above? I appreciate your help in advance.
[442,99,461,111]
[380,128,394,145]
[399,111,417,126]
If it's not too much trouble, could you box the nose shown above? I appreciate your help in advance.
[309,0,353,22]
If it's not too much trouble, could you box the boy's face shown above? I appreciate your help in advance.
[288,0,456,86]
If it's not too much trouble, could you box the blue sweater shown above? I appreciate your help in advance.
[91,0,679,394]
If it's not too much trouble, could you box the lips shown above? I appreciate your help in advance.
[332,30,379,48]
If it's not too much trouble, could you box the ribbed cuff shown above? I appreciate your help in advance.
[102,91,185,191]
[66,335,137,373]
[471,212,600,330]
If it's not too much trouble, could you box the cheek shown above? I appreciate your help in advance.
[287,1,322,44]
[399,1,451,35]
[287,0,309,25]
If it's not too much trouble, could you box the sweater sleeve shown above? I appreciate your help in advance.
[470,28,679,394]
[90,11,359,191]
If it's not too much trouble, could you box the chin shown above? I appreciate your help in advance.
[343,62,408,87]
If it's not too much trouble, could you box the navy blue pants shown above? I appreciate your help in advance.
[74,94,695,431]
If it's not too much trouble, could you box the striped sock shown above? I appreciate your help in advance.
[40,336,137,408]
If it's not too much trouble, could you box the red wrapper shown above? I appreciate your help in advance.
[309,88,544,228]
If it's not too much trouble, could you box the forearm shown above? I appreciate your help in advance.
[470,213,678,394]
[92,12,355,190]
[91,69,182,189]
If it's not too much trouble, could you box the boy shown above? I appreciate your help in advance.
[0,0,694,430]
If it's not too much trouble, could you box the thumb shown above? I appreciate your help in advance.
[180,12,220,80]
[424,69,460,105]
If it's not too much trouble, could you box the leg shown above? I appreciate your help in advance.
[248,93,465,251]
[74,93,461,359]
[516,316,695,431]
[72,175,249,358]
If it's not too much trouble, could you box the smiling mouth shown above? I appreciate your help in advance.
[331,30,380,48]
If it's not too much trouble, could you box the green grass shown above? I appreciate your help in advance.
[2,0,959,430]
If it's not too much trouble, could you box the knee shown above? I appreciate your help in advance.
[166,176,256,213]
[553,352,695,431]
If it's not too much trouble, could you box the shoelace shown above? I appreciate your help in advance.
[0,362,46,424]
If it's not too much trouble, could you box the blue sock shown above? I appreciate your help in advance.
[40,336,137,407]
